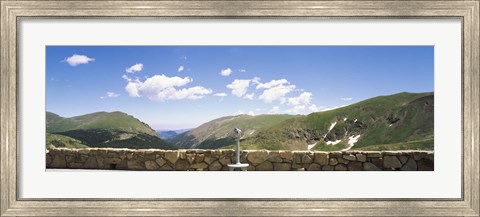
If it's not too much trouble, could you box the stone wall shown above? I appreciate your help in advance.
[46,148,434,171]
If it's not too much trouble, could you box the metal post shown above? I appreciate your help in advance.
[228,128,249,171]
[236,132,241,164]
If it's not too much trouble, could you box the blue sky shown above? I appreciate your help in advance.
[46,46,434,130]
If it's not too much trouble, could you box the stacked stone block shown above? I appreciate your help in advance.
[47,148,434,171]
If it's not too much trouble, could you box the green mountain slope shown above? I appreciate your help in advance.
[46,111,157,136]
[46,133,89,149]
[169,114,298,149]
[46,111,177,150]
[242,92,434,151]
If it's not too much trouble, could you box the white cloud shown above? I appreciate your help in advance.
[286,105,306,114]
[341,97,353,101]
[100,92,120,99]
[220,68,233,76]
[225,77,309,105]
[258,83,295,103]
[239,69,246,73]
[64,54,95,66]
[254,78,295,103]
[178,66,185,72]
[125,82,141,97]
[309,104,320,112]
[164,86,212,100]
[269,106,281,114]
[251,77,261,85]
[244,93,255,100]
[287,92,312,106]
[124,74,212,101]
[122,74,132,81]
[226,79,251,97]
[256,79,289,89]
[214,92,227,101]
[285,92,319,114]
[126,63,143,73]
[235,110,255,116]
[141,74,192,91]
[181,56,187,60]
[107,92,119,97]
[235,110,245,115]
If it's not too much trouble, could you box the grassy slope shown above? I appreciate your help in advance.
[169,114,298,149]
[244,92,434,151]
[46,111,156,136]
[46,111,177,150]
[353,137,434,151]
[46,133,89,149]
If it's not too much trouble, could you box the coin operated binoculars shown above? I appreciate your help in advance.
[227,128,249,171]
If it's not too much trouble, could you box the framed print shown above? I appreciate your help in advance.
[1,0,479,216]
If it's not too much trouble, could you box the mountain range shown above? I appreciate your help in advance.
[46,111,177,150]
[242,92,433,151]
[167,92,433,151]
[168,114,298,149]
[47,92,434,151]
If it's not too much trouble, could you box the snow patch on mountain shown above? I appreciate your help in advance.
[342,134,361,151]
[308,121,338,150]
[329,122,337,131]
[326,140,342,145]
[307,143,317,150]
